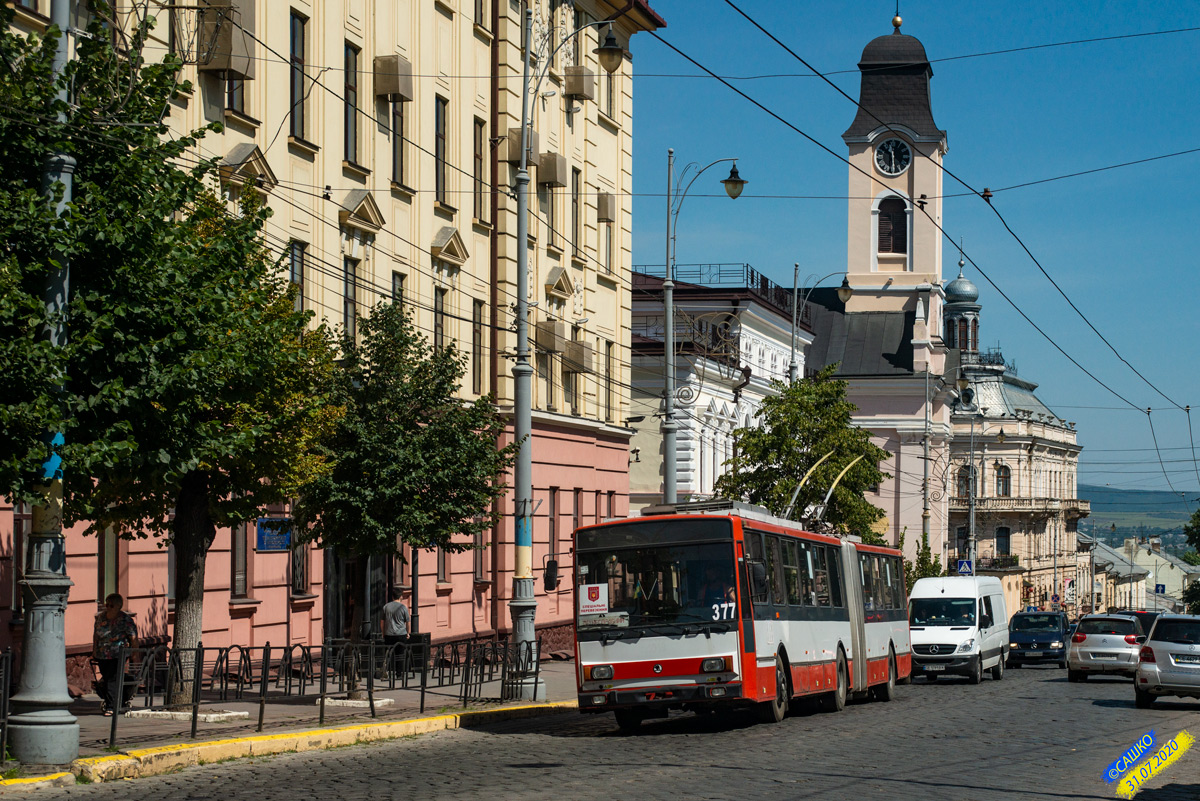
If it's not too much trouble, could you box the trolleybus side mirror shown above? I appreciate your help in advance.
[543,559,560,592]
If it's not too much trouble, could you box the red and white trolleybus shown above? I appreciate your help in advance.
[573,501,911,729]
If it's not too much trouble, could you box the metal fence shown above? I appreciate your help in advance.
[0,648,11,767]
[101,636,542,749]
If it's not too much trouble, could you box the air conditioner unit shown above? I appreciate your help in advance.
[597,192,616,222]
[373,54,414,101]
[500,128,540,166]
[564,65,595,102]
[563,340,595,374]
[537,153,568,187]
[196,0,256,80]
[535,320,568,352]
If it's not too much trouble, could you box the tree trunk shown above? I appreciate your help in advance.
[168,470,217,707]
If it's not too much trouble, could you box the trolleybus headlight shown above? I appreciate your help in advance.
[591,695,607,705]
[589,664,614,680]
[700,658,727,673]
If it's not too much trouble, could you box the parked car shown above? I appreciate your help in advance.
[1134,614,1200,707]
[1008,611,1069,669]
[1067,614,1144,682]
[1115,610,1161,636]
[909,576,1009,683]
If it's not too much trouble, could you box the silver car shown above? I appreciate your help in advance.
[1134,615,1200,707]
[1066,614,1144,682]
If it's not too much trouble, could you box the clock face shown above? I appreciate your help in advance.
[875,138,912,176]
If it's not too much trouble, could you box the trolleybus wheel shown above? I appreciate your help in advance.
[873,650,897,702]
[613,708,643,732]
[757,655,789,724]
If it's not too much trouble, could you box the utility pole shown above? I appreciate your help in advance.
[661,148,677,504]
[9,0,80,764]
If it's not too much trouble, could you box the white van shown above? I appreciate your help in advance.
[907,576,1009,683]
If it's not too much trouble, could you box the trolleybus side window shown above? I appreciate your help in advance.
[812,545,831,607]
[783,540,801,606]
[827,546,844,607]
[860,553,876,610]
[745,530,768,604]
[767,535,786,606]
[799,541,816,605]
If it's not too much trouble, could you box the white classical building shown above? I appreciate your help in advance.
[628,265,813,510]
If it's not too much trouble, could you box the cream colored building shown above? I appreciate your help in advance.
[6,0,662,650]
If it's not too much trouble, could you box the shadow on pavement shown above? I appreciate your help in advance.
[1136,784,1200,800]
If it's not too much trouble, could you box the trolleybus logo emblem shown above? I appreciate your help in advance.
[653,664,663,674]
[588,587,600,602]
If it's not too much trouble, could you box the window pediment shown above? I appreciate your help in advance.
[219,143,277,193]
[338,189,386,234]
[544,266,573,300]
[430,226,468,266]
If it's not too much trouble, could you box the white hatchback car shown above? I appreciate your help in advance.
[1066,614,1144,682]
[1134,614,1200,707]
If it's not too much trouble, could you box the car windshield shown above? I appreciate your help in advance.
[1079,618,1135,636]
[1011,614,1061,632]
[1151,619,1200,644]
[909,597,976,627]
[575,541,737,631]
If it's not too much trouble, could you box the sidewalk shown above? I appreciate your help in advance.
[1,661,580,790]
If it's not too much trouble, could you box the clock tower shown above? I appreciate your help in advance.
[842,16,947,307]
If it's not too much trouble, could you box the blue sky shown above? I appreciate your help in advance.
[628,1,1200,505]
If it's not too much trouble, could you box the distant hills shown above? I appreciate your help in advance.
[1077,484,1196,535]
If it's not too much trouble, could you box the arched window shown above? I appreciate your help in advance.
[970,319,978,351]
[995,527,1011,556]
[945,318,956,347]
[956,465,973,498]
[995,465,1012,497]
[877,197,908,254]
[958,319,969,352]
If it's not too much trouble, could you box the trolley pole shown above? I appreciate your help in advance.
[8,0,80,764]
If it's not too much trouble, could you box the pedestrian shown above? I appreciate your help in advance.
[93,593,138,716]
[380,587,411,647]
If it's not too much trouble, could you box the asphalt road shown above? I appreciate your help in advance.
[33,666,1200,800]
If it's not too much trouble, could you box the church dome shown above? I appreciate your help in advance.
[945,270,979,304]
[859,31,931,69]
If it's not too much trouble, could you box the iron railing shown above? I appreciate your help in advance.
[0,648,11,767]
[101,635,541,749]
[633,263,806,323]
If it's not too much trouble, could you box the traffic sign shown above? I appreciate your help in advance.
[1051,594,1060,603]
[1025,605,1038,612]
[1155,583,1166,595]
[957,559,973,576]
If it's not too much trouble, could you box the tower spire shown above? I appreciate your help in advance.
[893,1,902,32]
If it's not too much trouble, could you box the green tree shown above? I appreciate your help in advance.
[0,7,341,677]
[1180,549,1200,567]
[1183,509,1200,555]
[715,365,891,542]
[898,528,944,597]
[1184,581,1200,615]
[292,302,518,639]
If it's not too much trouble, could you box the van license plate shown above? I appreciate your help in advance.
[924,664,945,671]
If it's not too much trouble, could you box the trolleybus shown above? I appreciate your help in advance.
[573,501,910,729]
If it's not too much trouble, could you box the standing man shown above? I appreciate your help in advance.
[380,587,410,647]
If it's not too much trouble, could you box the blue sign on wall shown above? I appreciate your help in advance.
[256,518,292,552]
[1155,583,1166,595]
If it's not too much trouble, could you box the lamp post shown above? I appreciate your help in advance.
[788,269,852,383]
[661,152,746,504]
[510,8,623,699]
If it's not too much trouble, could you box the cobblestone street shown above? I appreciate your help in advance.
[27,667,1200,800]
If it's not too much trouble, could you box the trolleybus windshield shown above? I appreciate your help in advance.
[576,519,736,635]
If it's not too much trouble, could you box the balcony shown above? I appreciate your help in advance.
[948,497,1089,517]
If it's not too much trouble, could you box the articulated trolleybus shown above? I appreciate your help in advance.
[573,501,911,729]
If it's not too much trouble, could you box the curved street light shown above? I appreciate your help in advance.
[788,269,853,382]
[661,152,746,504]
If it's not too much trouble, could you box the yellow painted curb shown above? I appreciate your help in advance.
[0,771,75,790]
[70,699,578,784]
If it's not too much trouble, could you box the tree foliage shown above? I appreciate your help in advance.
[1184,580,1200,615]
[0,6,342,666]
[1183,509,1200,555]
[898,528,944,597]
[1180,549,1200,567]
[293,301,518,561]
[715,365,891,542]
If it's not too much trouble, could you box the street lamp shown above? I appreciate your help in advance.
[788,270,852,382]
[661,152,746,504]
[510,8,623,699]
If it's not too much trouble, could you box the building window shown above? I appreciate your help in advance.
[473,524,485,581]
[604,340,614,421]
[548,487,558,562]
[391,271,405,307]
[232,522,248,598]
[471,300,485,395]
[437,547,448,582]
[540,185,558,249]
[226,77,245,114]
[996,527,1011,556]
[391,99,407,186]
[956,465,972,498]
[435,96,449,204]
[98,526,119,603]
[290,13,307,139]
[571,168,581,256]
[600,65,615,118]
[602,221,614,273]
[538,352,555,410]
[10,503,31,617]
[291,541,309,595]
[344,43,360,164]
[877,197,907,254]
[955,526,968,558]
[473,118,487,222]
[289,241,306,312]
[474,0,487,28]
[433,288,447,352]
[563,325,579,413]
[995,465,1012,498]
[344,256,359,339]
[606,491,615,519]
[573,488,582,534]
